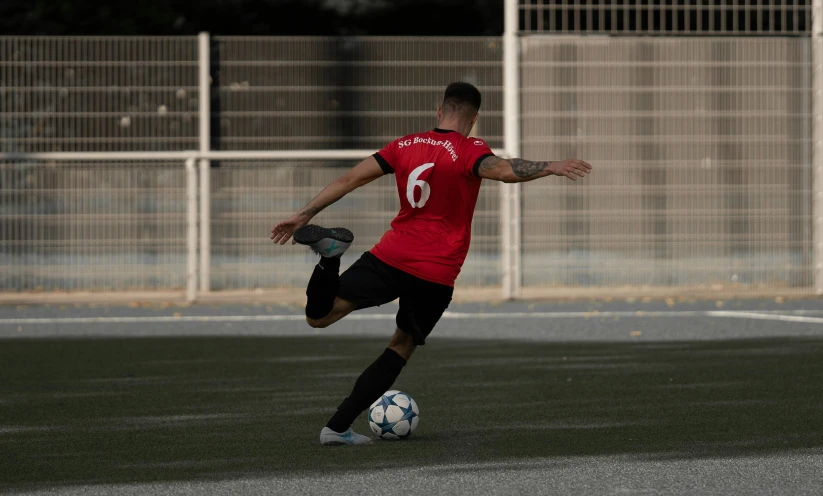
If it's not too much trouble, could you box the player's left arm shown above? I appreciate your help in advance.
[476,155,592,183]
[270,156,386,245]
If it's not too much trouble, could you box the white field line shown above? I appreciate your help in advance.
[0,310,823,325]
[707,311,823,324]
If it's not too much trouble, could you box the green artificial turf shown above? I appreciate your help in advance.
[1,335,822,490]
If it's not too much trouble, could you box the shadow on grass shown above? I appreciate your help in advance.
[1,335,822,490]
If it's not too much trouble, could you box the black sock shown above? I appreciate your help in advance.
[305,256,341,320]
[326,348,407,433]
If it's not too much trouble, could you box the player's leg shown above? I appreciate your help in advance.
[387,326,416,361]
[319,255,405,445]
[305,297,357,329]
[293,225,356,325]
[392,274,453,349]
[321,269,452,445]
[322,329,410,445]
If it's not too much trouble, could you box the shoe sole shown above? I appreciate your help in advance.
[320,440,347,446]
[293,225,354,246]
[320,439,372,446]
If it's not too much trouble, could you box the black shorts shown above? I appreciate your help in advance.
[338,252,453,346]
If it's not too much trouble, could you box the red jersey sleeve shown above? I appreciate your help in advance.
[373,140,398,175]
[461,138,495,177]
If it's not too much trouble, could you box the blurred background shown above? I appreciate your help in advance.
[0,0,820,302]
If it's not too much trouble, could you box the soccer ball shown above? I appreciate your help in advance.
[368,390,419,440]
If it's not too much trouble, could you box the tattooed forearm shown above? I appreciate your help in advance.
[510,159,552,178]
[479,155,590,183]
[479,155,504,173]
[299,203,327,218]
[478,155,553,181]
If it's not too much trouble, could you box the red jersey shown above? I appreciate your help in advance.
[370,128,495,287]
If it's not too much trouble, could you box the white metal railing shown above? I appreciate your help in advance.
[0,151,378,302]
[814,0,823,294]
[503,0,521,299]
[2,23,821,299]
[0,149,506,301]
[199,32,211,292]
[185,157,197,301]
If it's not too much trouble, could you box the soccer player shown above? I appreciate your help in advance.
[270,82,592,445]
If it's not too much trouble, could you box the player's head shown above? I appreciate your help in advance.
[437,82,482,136]
[441,82,482,115]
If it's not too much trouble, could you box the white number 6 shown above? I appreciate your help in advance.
[406,162,435,208]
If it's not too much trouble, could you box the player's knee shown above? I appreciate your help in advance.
[389,343,414,361]
[388,329,416,361]
[306,316,329,329]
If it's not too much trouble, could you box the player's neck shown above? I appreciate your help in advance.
[435,119,471,137]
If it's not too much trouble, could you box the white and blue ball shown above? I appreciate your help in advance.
[368,390,419,440]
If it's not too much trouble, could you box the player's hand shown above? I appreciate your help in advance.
[548,159,592,181]
[270,214,307,245]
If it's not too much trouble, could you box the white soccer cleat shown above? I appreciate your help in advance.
[319,427,372,446]
[293,225,353,258]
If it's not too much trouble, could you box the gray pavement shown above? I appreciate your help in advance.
[1,299,822,342]
[13,450,823,496]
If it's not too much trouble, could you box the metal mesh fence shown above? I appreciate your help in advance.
[207,37,505,291]
[520,36,814,291]
[0,37,200,153]
[212,37,504,151]
[0,160,189,291]
[520,0,813,35]
[0,34,818,297]
[208,161,500,290]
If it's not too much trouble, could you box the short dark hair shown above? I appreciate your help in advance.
[441,82,482,115]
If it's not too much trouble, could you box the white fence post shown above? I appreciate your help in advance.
[814,0,823,295]
[503,0,522,299]
[198,32,212,293]
[185,157,198,302]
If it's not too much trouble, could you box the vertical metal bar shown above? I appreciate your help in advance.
[813,0,823,294]
[500,177,512,298]
[186,158,198,302]
[199,158,211,293]
[511,183,521,297]
[198,32,212,293]
[504,0,521,299]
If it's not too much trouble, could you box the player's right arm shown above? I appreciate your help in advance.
[476,156,592,183]
[270,155,386,245]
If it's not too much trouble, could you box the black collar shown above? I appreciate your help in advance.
[432,128,457,134]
